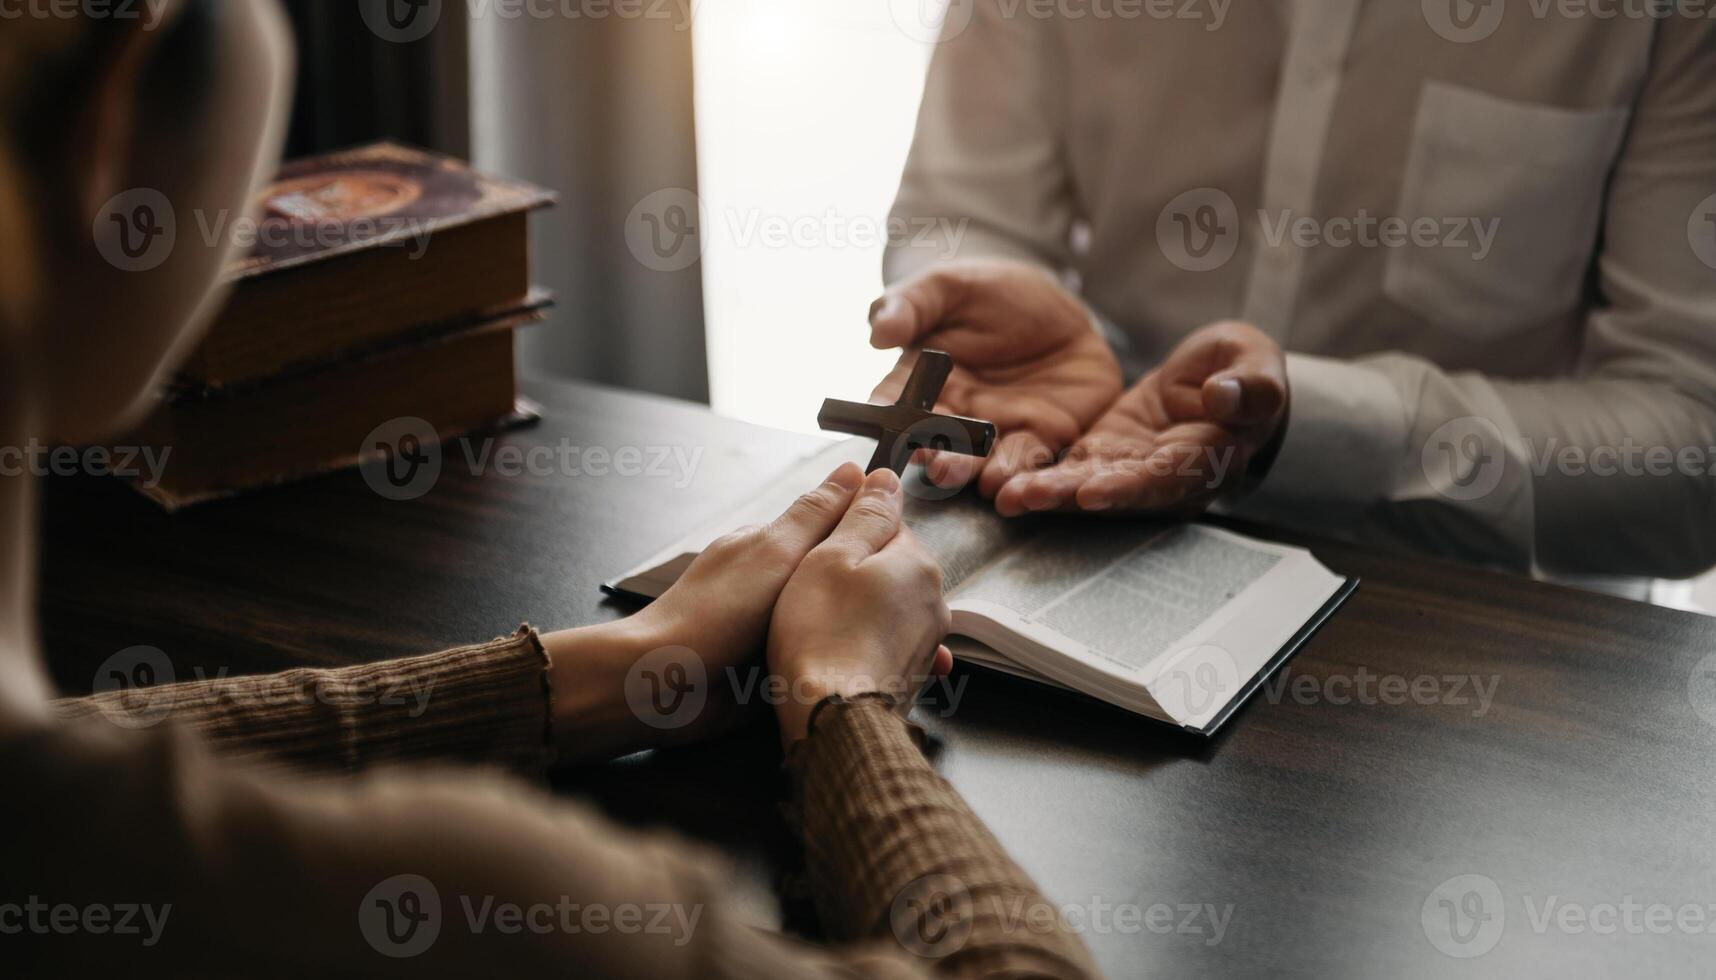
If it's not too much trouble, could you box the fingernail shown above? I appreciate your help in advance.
[866,468,902,494]
[869,300,907,348]
[1026,491,1061,512]
[869,295,900,325]
[1209,378,1243,420]
[826,463,863,491]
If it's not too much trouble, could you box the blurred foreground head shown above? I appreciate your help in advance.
[0,0,291,443]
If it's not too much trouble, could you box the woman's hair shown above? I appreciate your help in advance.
[0,2,215,327]
[0,18,96,330]
[4,2,214,173]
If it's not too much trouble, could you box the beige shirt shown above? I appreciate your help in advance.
[886,2,1716,581]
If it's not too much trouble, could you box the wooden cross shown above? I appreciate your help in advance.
[818,350,997,475]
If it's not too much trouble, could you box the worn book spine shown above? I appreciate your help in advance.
[183,214,533,386]
[124,314,541,511]
[179,141,554,387]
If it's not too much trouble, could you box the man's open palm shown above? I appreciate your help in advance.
[997,320,1288,516]
[868,259,1122,496]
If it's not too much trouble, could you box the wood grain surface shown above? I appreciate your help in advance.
[37,379,1716,979]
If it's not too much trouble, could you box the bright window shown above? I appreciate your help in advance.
[694,0,947,434]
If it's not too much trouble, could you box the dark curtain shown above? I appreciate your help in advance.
[276,2,710,401]
[281,1,470,158]
[472,11,710,402]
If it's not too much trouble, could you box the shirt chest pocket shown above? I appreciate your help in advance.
[1383,81,1631,338]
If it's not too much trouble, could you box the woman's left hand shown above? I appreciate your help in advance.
[543,463,866,761]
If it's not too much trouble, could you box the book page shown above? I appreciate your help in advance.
[900,485,1026,591]
[955,523,1279,670]
[610,438,1023,595]
[951,522,1343,727]
[607,441,1347,731]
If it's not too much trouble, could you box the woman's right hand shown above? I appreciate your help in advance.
[767,467,954,748]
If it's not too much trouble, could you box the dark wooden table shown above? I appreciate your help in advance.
[38,379,1716,979]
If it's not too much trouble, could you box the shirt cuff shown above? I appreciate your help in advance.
[1249,352,1409,507]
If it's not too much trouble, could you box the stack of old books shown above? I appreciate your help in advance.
[124,142,553,509]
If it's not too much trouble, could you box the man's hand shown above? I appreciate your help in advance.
[997,321,1288,516]
[869,259,1123,496]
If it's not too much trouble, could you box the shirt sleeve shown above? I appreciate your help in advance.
[51,626,556,777]
[884,0,1076,284]
[4,712,955,979]
[1236,20,1716,579]
[16,647,1099,978]
[787,697,1100,980]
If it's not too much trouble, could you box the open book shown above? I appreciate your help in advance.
[605,439,1356,736]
